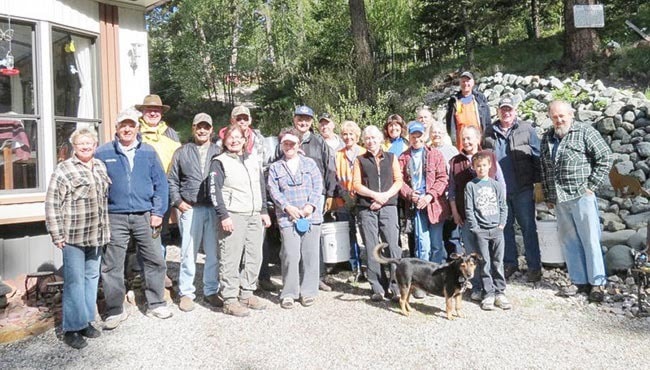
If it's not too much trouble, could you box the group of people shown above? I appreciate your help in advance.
[45,71,613,350]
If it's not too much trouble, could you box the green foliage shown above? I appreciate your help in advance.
[551,85,589,105]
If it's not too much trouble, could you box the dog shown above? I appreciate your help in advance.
[373,243,481,320]
[609,166,650,198]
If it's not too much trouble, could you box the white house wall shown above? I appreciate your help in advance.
[0,0,100,33]
[118,7,150,109]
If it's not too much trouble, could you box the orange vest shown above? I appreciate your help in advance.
[453,100,481,150]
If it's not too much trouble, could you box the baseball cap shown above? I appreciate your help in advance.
[280,133,300,144]
[294,105,314,118]
[116,107,141,126]
[498,97,516,109]
[460,71,474,80]
[408,121,425,135]
[192,112,213,126]
[318,113,333,123]
[231,105,251,118]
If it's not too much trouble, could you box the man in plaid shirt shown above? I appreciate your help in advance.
[540,100,612,303]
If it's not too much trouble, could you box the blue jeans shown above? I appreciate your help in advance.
[413,210,446,263]
[503,188,542,271]
[62,244,101,332]
[556,193,606,286]
[178,206,219,299]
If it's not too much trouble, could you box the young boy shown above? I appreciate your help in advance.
[464,152,510,310]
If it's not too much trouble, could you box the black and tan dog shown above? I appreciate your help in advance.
[373,243,481,320]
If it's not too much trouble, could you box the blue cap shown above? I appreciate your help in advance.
[294,105,314,118]
[408,121,425,135]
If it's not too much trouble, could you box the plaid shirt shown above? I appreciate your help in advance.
[45,156,111,247]
[540,123,612,204]
[267,155,323,228]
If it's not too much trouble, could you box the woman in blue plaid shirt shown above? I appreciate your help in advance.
[267,127,324,309]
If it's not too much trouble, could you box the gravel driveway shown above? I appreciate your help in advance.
[1,245,649,369]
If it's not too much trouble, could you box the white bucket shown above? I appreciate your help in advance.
[537,220,566,267]
[321,221,351,264]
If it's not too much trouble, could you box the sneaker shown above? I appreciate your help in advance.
[63,331,88,350]
[179,296,195,312]
[79,324,101,338]
[527,269,542,283]
[300,296,315,307]
[481,296,496,311]
[257,279,278,292]
[470,291,482,302]
[148,305,173,319]
[504,265,518,279]
[495,294,512,310]
[103,312,128,330]
[223,301,250,317]
[557,284,578,297]
[371,293,385,302]
[319,280,332,292]
[412,288,425,299]
[280,298,294,309]
[204,294,224,308]
[588,286,605,303]
[239,296,267,310]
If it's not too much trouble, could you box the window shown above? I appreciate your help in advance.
[0,18,39,191]
[52,29,100,163]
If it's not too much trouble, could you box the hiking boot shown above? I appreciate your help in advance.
[257,279,278,292]
[495,294,512,310]
[412,288,425,299]
[204,294,224,308]
[148,305,173,319]
[470,291,482,302]
[103,312,128,330]
[223,301,250,317]
[481,296,496,311]
[371,293,385,302]
[179,296,195,312]
[79,324,101,338]
[504,265,518,279]
[239,296,267,310]
[588,286,605,303]
[63,331,88,350]
[319,280,332,292]
[558,285,578,297]
[527,269,542,283]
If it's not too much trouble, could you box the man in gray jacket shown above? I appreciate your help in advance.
[168,113,221,312]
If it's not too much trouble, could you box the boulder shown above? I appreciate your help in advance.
[622,211,650,229]
[601,230,637,247]
[576,110,602,121]
[623,111,636,123]
[636,142,650,158]
[627,227,648,251]
[605,245,635,276]
[597,118,616,134]
[604,102,625,117]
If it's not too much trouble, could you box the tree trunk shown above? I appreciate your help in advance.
[462,6,474,69]
[192,19,219,102]
[348,0,375,104]
[531,0,540,39]
[562,0,600,69]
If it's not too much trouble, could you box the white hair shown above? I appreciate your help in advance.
[362,125,384,141]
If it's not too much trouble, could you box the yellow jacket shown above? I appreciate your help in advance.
[139,120,181,173]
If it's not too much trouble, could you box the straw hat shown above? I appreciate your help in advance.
[135,94,170,113]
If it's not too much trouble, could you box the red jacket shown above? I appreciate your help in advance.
[398,146,449,224]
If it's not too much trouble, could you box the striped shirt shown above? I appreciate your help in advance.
[540,123,612,204]
[45,156,111,247]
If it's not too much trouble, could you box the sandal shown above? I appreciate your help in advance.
[300,297,315,307]
[280,298,294,309]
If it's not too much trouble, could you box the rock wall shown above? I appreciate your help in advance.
[427,72,649,253]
